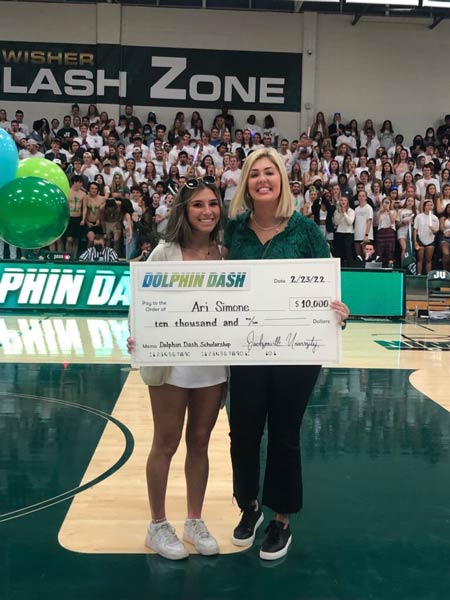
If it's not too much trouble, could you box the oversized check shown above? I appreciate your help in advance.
[130,258,341,366]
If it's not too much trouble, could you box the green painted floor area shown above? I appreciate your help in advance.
[1,365,450,600]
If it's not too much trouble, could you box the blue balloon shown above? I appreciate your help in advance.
[0,128,19,188]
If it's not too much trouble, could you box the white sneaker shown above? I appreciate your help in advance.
[183,519,220,556]
[145,521,189,560]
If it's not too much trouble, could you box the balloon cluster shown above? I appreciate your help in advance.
[0,129,70,249]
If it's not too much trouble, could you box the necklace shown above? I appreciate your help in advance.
[184,243,219,259]
[188,246,211,257]
[251,214,285,231]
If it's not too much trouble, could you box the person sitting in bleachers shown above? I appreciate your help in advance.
[356,241,382,266]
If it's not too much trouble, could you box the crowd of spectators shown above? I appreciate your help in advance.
[1,104,450,272]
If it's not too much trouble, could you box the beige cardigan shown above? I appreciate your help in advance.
[138,241,229,400]
[139,241,182,386]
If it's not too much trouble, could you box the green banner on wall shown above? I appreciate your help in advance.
[0,262,405,317]
[0,262,130,311]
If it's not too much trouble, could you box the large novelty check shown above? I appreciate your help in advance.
[130,258,341,366]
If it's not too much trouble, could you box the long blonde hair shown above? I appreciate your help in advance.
[228,148,294,219]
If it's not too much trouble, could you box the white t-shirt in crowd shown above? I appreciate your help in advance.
[155,205,170,234]
[278,150,293,173]
[177,163,190,178]
[336,134,357,150]
[263,127,278,143]
[201,144,217,158]
[364,138,381,159]
[19,149,44,159]
[354,203,374,240]
[221,168,242,203]
[154,159,167,180]
[414,212,439,246]
[86,134,103,149]
[415,177,440,200]
[82,164,100,182]
[168,146,182,165]
[245,122,262,135]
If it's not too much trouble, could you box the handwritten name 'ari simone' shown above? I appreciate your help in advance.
[191,301,250,312]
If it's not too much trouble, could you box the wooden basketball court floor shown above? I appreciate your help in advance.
[1,314,450,600]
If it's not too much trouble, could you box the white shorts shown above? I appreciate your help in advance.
[166,366,228,389]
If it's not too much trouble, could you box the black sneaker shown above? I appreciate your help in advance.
[231,504,264,547]
[259,520,292,560]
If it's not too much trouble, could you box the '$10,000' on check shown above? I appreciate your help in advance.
[130,258,342,366]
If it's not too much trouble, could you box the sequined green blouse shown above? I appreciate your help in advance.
[224,211,330,260]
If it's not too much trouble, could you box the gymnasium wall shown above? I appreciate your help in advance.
[0,2,449,142]
[315,14,450,141]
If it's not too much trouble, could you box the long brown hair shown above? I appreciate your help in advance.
[164,180,225,247]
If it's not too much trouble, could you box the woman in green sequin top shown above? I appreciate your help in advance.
[224,148,349,561]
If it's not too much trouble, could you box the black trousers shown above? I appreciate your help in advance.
[334,232,354,266]
[230,364,321,514]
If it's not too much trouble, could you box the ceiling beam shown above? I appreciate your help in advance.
[429,15,445,29]
[351,4,369,26]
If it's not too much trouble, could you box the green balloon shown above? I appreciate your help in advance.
[0,177,70,249]
[17,157,70,198]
